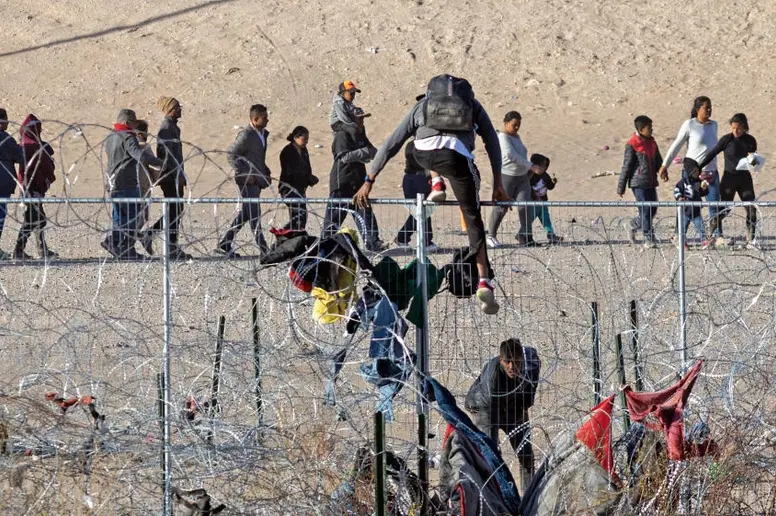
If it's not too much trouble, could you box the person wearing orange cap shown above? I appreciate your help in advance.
[329,80,362,132]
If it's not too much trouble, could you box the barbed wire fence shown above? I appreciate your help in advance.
[0,120,775,514]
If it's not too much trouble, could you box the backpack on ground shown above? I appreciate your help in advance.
[424,74,475,133]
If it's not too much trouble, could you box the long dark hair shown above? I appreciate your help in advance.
[729,113,749,132]
[286,125,309,142]
[690,96,711,118]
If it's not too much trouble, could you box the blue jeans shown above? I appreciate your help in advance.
[631,188,658,242]
[704,170,722,237]
[681,213,706,241]
[529,204,555,236]
[111,188,141,252]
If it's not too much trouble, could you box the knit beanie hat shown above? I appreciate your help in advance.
[157,96,179,114]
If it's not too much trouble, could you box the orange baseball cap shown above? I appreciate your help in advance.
[339,80,361,93]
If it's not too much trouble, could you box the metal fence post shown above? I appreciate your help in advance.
[591,301,602,405]
[161,201,173,516]
[629,300,644,391]
[677,205,688,371]
[614,334,630,431]
[415,193,430,514]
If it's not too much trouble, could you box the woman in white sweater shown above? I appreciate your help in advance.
[659,96,723,238]
[486,111,542,247]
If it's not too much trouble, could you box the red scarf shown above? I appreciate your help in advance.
[113,123,132,132]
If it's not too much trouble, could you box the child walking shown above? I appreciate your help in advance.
[673,157,710,249]
[617,115,664,248]
[528,153,562,244]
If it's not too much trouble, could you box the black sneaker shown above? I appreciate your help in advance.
[215,244,240,259]
[101,238,119,258]
[139,230,155,256]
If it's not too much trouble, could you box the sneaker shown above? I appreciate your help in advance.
[517,236,540,247]
[476,280,500,315]
[393,237,411,249]
[746,239,760,250]
[41,248,59,260]
[714,236,730,249]
[643,240,657,249]
[628,227,637,244]
[169,246,193,261]
[118,248,145,261]
[139,230,154,256]
[427,180,447,202]
[0,250,9,260]
[101,238,119,258]
[367,239,389,253]
[215,244,240,259]
[425,241,441,253]
[547,234,564,245]
[13,248,35,262]
[701,239,714,250]
[486,235,501,249]
[670,234,679,246]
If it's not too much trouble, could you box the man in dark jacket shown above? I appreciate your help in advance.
[321,107,386,252]
[0,108,24,260]
[14,114,58,261]
[465,337,541,495]
[617,115,664,248]
[140,96,191,260]
[218,103,271,258]
[103,108,164,260]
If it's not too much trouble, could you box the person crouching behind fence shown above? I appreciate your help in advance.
[528,153,563,245]
[103,108,164,260]
[464,337,541,496]
[672,157,711,250]
[14,114,58,261]
[617,115,663,249]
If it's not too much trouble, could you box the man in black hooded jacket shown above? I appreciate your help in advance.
[322,108,386,251]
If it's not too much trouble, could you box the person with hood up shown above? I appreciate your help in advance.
[0,108,24,260]
[322,107,386,251]
[14,114,58,261]
[103,108,163,260]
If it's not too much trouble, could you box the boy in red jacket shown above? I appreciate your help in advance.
[617,116,664,248]
[15,114,58,261]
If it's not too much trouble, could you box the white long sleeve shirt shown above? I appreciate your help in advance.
[662,118,719,172]
[498,131,532,176]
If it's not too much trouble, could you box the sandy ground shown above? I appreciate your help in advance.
[3,0,776,203]
[3,1,776,513]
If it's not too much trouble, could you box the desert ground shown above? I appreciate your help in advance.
[3,1,776,514]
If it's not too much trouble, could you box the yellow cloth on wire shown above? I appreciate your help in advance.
[311,227,361,324]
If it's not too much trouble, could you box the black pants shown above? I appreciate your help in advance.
[397,173,433,245]
[709,171,756,239]
[322,183,380,249]
[412,147,485,256]
[220,184,268,251]
[150,182,185,245]
[280,188,308,231]
[16,200,47,250]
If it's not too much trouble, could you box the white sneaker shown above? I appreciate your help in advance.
[476,280,500,315]
[746,239,760,250]
[643,240,657,249]
[486,235,501,249]
[426,242,441,253]
[715,236,730,248]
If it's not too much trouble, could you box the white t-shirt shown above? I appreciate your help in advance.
[663,118,719,172]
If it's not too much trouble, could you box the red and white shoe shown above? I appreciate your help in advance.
[427,179,447,202]
[476,279,500,315]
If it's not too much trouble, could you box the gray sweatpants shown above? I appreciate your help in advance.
[488,173,532,241]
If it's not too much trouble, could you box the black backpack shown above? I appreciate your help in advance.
[444,248,479,298]
[424,75,475,133]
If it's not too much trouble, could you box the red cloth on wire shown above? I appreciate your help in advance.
[623,360,703,460]
[575,394,619,484]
